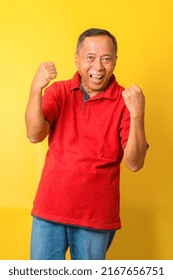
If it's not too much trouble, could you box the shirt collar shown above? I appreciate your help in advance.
[70,71,119,100]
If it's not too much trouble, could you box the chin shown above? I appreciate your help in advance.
[88,81,105,89]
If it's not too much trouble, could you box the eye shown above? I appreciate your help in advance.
[102,56,111,63]
[86,55,95,61]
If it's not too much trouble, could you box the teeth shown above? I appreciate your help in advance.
[90,74,103,79]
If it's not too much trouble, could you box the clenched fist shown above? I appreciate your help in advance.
[122,85,145,119]
[31,62,57,92]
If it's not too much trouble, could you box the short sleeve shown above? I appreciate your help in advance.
[119,105,130,149]
[42,83,60,127]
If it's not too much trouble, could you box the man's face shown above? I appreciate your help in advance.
[75,35,117,95]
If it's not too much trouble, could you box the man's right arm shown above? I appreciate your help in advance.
[25,62,57,143]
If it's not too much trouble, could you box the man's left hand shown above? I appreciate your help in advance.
[122,85,145,119]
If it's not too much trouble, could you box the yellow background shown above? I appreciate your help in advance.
[0,0,172,260]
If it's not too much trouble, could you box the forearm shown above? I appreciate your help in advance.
[25,88,49,143]
[25,62,57,143]
[124,115,148,171]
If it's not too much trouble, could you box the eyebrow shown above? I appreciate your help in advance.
[86,53,96,56]
[86,53,112,56]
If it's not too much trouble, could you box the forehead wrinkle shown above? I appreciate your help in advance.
[84,51,113,57]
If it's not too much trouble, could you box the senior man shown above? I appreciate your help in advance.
[25,28,148,260]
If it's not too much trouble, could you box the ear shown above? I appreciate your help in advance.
[114,55,118,68]
[74,53,78,68]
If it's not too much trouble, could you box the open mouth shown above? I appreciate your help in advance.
[90,74,104,81]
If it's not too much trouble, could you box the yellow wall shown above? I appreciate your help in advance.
[0,0,172,260]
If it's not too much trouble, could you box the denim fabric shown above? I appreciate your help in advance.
[31,217,116,260]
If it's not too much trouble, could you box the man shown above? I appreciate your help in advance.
[25,28,148,260]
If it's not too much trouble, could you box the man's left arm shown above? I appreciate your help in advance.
[122,85,148,172]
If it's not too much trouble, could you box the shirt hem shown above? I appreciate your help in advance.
[31,210,121,231]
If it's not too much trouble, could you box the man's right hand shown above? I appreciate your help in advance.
[31,62,57,92]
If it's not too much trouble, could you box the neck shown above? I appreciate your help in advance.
[81,78,112,97]
[81,82,103,98]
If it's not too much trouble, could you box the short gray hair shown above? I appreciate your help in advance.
[76,28,118,53]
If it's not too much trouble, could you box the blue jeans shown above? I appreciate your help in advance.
[31,217,116,260]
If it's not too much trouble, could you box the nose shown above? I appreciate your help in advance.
[93,58,104,71]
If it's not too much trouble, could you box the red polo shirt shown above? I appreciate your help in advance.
[31,72,130,230]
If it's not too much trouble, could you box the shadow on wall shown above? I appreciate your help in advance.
[107,205,159,260]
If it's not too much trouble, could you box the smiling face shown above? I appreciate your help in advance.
[75,35,117,96]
